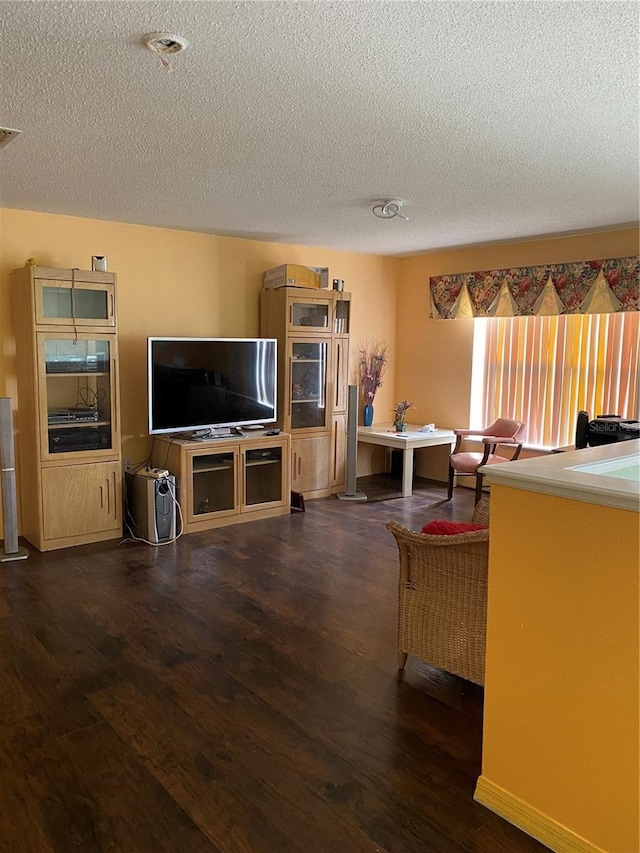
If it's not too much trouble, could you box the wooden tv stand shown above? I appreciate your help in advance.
[152,432,291,534]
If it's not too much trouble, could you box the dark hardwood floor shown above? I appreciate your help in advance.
[0,475,547,852]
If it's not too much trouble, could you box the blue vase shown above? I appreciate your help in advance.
[363,403,374,427]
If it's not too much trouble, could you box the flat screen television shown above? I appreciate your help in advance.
[148,337,277,435]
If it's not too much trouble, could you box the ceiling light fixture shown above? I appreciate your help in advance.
[372,199,409,221]
[144,32,189,71]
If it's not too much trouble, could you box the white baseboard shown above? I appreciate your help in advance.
[474,776,608,853]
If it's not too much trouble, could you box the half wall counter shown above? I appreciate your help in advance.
[475,442,639,853]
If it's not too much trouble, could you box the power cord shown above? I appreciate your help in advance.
[162,436,174,469]
[77,385,107,410]
[125,438,156,476]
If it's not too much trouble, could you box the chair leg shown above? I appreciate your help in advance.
[475,472,484,505]
[447,465,455,500]
[398,651,408,670]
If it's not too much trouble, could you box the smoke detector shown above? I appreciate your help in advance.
[0,127,22,150]
[144,32,189,55]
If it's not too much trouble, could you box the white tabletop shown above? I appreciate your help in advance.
[357,423,455,449]
[356,424,455,496]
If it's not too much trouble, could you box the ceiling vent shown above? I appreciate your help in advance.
[0,127,22,149]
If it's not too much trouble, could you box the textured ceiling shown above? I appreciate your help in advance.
[0,1,638,256]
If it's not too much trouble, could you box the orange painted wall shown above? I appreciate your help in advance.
[0,207,399,533]
[481,485,639,852]
[397,227,640,480]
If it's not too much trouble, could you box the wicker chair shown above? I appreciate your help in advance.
[386,496,490,685]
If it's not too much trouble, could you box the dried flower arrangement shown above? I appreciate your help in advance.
[359,341,389,404]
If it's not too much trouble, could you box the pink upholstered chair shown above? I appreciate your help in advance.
[447,419,526,504]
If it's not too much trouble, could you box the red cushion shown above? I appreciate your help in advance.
[421,520,486,535]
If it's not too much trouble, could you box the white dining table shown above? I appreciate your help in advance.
[356,423,456,497]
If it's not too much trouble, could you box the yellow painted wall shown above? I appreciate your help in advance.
[397,227,640,481]
[0,207,399,534]
[480,485,639,853]
[2,211,637,535]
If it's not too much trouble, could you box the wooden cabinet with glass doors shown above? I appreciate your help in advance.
[260,285,351,499]
[12,265,122,551]
[152,433,291,533]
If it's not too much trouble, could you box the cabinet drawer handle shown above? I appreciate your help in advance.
[99,485,104,509]
[105,476,110,514]
[298,456,302,476]
[109,293,114,319]
[112,471,117,517]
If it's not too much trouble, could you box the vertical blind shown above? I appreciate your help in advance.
[471,312,640,449]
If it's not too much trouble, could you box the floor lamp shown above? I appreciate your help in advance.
[0,398,28,562]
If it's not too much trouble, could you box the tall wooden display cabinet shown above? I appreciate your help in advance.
[12,266,122,551]
[260,286,350,499]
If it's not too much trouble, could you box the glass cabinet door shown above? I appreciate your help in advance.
[38,334,118,459]
[287,297,331,331]
[190,451,238,520]
[35,279,116,327]
[242,444,286,509]
[289,340,328,430]
[334,298,351,334]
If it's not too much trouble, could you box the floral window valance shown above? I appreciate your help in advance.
[429,256,639,319]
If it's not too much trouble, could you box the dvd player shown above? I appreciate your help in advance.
[48,407,100,424]
[45,355,108,374]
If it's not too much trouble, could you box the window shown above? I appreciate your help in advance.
[471,312,640,449]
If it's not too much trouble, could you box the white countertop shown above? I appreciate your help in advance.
[482,441,640,512]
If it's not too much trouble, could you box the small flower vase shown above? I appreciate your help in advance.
[394,420,407,432]
[363,403,374,427]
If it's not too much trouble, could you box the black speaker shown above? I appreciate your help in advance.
[575,411,590,449]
